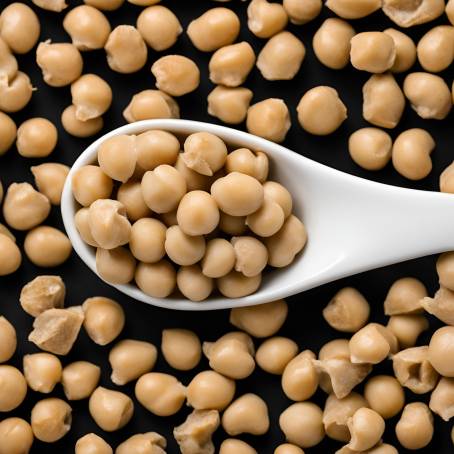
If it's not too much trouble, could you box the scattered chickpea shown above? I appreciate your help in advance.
[437,252,454,290]
[0,233,22,276]
[32,0,67,11]
[283,0,321,24]
[387,314,429,348]
[84,0,125,10]
[0,111,16,155]
[0,316,16,363]
[0,71,34,113]
[282,350,318,401]
[347,407,385,452]
[16,117,58,158]
[31,398,72,442]
[383,28,417,73]
[424,284,454,326]
[161,329,201,371]
[220,439,257,454]
[75,434,112,454]
[382,0,445,28]
[428,326,454,377]
[326,0,381,19]
[348,128,392,171]
[274,444,304,454]
[232,236,268,277]
[23,353,62,393]
[395,402,434,449]
[0,365,27,411]
[350,32,396,73]
[364,375,405,419]
[116,432,166,454]
[62,361,101,400]
[247,0,288,39]
[384,277,426,315]
[417,26,454,73]
[429,376,454,421]
[207,86,253,125]
[31,163,69,205]
[0,418,34,454]
[61,105,104,138]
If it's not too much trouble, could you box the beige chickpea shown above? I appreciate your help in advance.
[220,439,257,454]
[217,271,262,298]
[96,246,136,284]
[247,0,288,39]
[182,132,227,177]
[82,296,124,345]
[225,148,268,183]
[219,212,247,236]
[323,287,370,333]
[0,224,15,242]
[89,387,133,432]
[0,3,40,54]
[283,0,321,24]
[280,402,324,448]
[0,37,17,82]
[61,105,104,138]
[0,111,16,156]
[383,28,416,73]
[165,225,206,266]
[350,32,396,73]
[141,164,187,213]
[62,361,100,400]
[274,444,304,454]
[187,7,240,52]
[437,252,454,290]
[417,26,454,73]
[177,265,213,302]
[448,0,454,25]
[84,0,125,10]
[326,0,380,19]
[404,72,451,120]
[202,238,235,278]
[31,163,69,206]
[349,323,398,364]
[347,408,385,451]
[63,5,110,51]
[128,0,161,5]
[36,41,83,87]
[162,328,201,370]
[313,18,355,70]
[105,25,147,74]
[349,128,392,171]
[31,398,72,442]
[136,130,179,172]
[135,260,176,297]
[297,86,347,136]
[16,118,58,158]
[203,332,255,379]
[429,376,454,421]
[25,226,71,267]
[396,402,433,449]
[257,336,297,375]
[440,161,454,193]
[0,234,21,276]
[282,350,318,401]
[387,314,429,348]
[319,340,348,361]
[187,370,235,410]
[384,277,426,315]
[151,55,200,97]
[207,86,253,125]
[117,181,151,221]
[232,236,268,277]
[247,98,290,143]
[23,353,62,393]
[130,218,166,263]
[323,392,368,442]
[135,372,185,417]
[223,394,269,436]
[31,0,67,12]
[424,286,454,325]
[75,433,112,454]
[209,42,256,88]
[117,433,166,454]
[109,339,157,385]
[428,326,454,377]
[0,365,27,411]
[364,375,404,419]
[0,316,16,363]
[0,418,34,454]
[382,0,445,28]
[257,31,305,81]
[362,73,405,129]
[75,208,98,246]
[263,181,292,219]
[98,135,136,183]
[72,165,113,207]
[124,90,179,123]
[137,6,181,52]
[0,71,34,113]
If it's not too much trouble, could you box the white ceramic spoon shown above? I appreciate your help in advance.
[61,119,454,311]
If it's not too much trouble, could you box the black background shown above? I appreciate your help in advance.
[0,0,453,452]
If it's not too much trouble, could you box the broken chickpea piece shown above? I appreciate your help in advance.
[20,275,65,317]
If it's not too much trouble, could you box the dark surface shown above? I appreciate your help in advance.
[0,0,452,452]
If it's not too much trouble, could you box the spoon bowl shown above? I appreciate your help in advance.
[61,119,454,310]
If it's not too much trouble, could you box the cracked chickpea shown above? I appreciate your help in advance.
[177,265,213,301]
[256,336,298,375]
[232,236,268,277]
[23,353,62,394]
[207,86,253,124]
[0,71,34,113]
[135,260,176,298]
[283,0,321,24]
[16,118,58,158]
[61,105,104,138]
[382,0,445,28]
[226,148,268,183]
[350,32,396,73]
[384,277,426,315]
[32,163,69,206]
[124,90,179,123]
[76,434,112,454]
[31,398,72,442]
[429,377,454,420]
[349,128,392,171]
[161,328,201,370]
[96,247,136,285]
[0,111,16,155]
[247,0,288,39]
[0,366,27,411]
[62,361,100,400]
[396,402,433,449]
[202,238,235,278]
[384,28,416,73]
[0,418,34,454]
[347,408,385,451]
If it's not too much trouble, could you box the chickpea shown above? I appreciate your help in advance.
[76,434,112,454]
[280,402,324,448]
[202,238,235,278]
[16,118,57,159]
[257,31,305,81]
[417,26,454,73]
[105,25,147,74]
[217,270,262,298]
[262,182,292,219]
[177,265,213,302]
[0,224,14,242]
[232,236,268,277]
[382,0,445,28]
[0,316,16,363]
[128,0,161,4]
[135,260,176,298]
[0,111,16,155]
[204,332,255,379]
[256,336,298,375]
[63,6,110,51]
[428,326,454,377]
[350,32,396,73]
[225,149,268,184]
[312,18,355,70]
[31,163,69,206]
[23,353,62,394]
[0,3,40,54]
[96,246,136,284]
[403,72,452,120]
[247,98,290,143]
[326,0,380,18]
[323,287,370,333]
[247,0,288,39]
[72,165,113,206]
[0,365,27,411]
[297,86,347,136]
[129,218,165,263]
[31,398,72,442]
[349,323,398,364]
[348,128,392,171]
[61,105,104,137]
[437,253,454,291]
[0,37,17,82]
[347,408,385,451]
[396,402,433,449]
[151,55,200,97]
[74,208,97,247]
[219,212,247,236]
[161,328,201,370]
[136,129,179,172]
[383,28,416,73]
[448,0,454,25]
[208,42,255,90]
[387,314,429,348]
[274,445,304,454]
[430,377,454,421]
[187,8,240,52]
[363,375,404,419]
[116,182,149,221]
[0,71,34,113]
[323,392,368,442]
[223,394,269,436]
[363,73,405,129]
[32,0,68,11]
[0,418,34,454]
[62,361,100,400]
[124,89,179,123]
[421,286,454,332]
[109,339,157,385]
[384,277,426,315]
[117,433,166,454]
[98,135,136,183]
[89,387,133,432]
[207,86,253,125]
[0,234,21,276]
[84,0,125,10]
[283,0,321,24]
[440,161,454,193]
[142,165,187,213]
[220,439,257,454]
[187,370,235,410]
[165,225,206,266]
[281,350,318,400]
